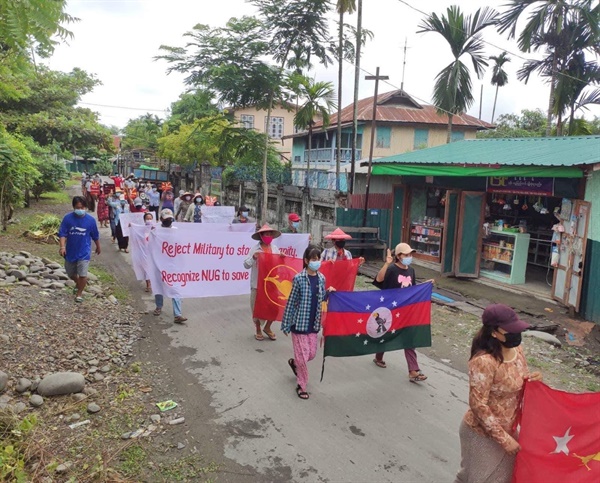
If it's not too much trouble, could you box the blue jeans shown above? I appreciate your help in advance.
[154,294,182,317]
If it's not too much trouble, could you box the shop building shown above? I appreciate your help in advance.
[363,136,599,321]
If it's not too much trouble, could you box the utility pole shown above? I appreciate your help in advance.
[400,38,408,91]
[362,67,389,228]
[479,84,483,120]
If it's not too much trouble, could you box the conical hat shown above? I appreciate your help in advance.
[324,228,352,240]
[251,224,281,241]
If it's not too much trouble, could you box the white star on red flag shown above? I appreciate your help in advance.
[357,318,363,324]
[355,333,360,337]
[551,427,574,456]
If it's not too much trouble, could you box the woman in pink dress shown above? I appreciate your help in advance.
[97,192,110,228]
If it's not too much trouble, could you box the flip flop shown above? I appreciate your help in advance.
[153,308,161,316]
[263,329,277,341]
[288,358,297,376]
[255,333,264,341]
[296,385,309,400]
[409,372,428,383]
[373,359,387,368]
[173,316,187,324]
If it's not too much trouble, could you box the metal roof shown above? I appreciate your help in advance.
[312,89,494,130]
[371,136,600,167]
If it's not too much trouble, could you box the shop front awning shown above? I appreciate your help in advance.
[371,164,584,178]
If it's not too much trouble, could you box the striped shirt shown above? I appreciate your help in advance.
[281,269,326,335]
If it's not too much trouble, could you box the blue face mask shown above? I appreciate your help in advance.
[241,211,249,218]
[74,209,86,217]
[402,256,413,266]
[292,221,300,229]
[308,261,321,272]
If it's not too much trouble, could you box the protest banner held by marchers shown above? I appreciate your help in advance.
[512,381,600,483]
[324,284,432,357]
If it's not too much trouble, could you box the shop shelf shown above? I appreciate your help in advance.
[411,238,440,245]
[482,242,514,251]
[482,257,512,266]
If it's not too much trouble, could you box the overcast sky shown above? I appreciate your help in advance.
[46,0,600,128]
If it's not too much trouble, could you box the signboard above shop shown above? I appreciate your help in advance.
[487,177,554,196]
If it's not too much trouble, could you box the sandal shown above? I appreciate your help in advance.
[75,296,84,303]
[296,385,309,400]
[263,329,277,341]
[288,358,297,376]
[255,333,264,341]
[174,316,187,324]
[409,372,428,383]
[153,308,162,316]
[145,287,151,293]
[373,359,387,368]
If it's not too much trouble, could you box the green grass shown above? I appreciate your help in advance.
[158,457,220,482]
[89,265,129,301]
[65,178,80,188]
[119,445,147,477]
[41,190,71,205]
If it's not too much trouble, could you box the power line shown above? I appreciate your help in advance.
[80,102,170,113]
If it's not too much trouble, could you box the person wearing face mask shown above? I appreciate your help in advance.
[173,190,184,217]
[96,190,110,228]
[107,194,131,252]
[232,206,254,224]
[175,192,193,221]
[372,243,434,381]
[321,227,361,263]
[454,304,542,483]
[282,245,335,400]
[129,196,147,213]
[184,194,204,222]
[58,196,101,303]
[281,213,302,233]
[152,209,188,324]
[147,185,160,217]
[141,212,155,292]
[244,224,281,341]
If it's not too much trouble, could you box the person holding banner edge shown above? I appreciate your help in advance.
[372,243,434,382]
[244,224,281,341]
[153,209,188,324]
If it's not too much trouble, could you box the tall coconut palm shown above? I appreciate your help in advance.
[335,0,356,192]
[418,6,498,143]
[497,0,600,136]
[490,52,510,123]
[349,0,363,194]
[292,77,336,188]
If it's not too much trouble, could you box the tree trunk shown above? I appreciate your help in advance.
[491,85,499,124]
[556,111,563,137]
[305,125,313,188]
[336,11,344,192]
[349,0,362,195]
[546,51,558,137]
[446,114,453,144]
[568,101,576,136]
[261,94,274,224]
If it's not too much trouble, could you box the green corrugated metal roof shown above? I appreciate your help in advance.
[371,135,600,167]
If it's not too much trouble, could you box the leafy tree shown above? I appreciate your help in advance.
[490,52,510,123]
[121,114,163,151]
[94,158,115,176]
[497,0,600,136]
[291,76,336,187]
[0,0,76,58]
[477,108,548,138]
[170,89,218,124]
[418,6,498,143]
[0,127,40,229]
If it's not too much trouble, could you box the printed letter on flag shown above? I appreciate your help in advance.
[512,381,600,483]
[324,284,432,357]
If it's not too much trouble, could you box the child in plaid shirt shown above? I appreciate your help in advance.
[282,245,335,400]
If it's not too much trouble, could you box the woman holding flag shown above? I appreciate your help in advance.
[454,304,542,483]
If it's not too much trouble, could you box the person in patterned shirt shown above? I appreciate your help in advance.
[282,245,335,400]
[454,304,543,483]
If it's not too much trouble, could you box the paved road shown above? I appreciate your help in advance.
[137,288,469,482]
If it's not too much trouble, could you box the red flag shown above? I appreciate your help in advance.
[253,254,360,322]
[512,381,600,483]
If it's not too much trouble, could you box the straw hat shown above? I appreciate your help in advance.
[251,224,281,241]
[324,228,352,240]
[180,192,192,199]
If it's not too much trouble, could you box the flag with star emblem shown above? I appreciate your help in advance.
[323,284,432,357]
[512,381,600,483]
[254,254,360,322]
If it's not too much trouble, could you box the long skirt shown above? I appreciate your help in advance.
[97,198,109,221]
[454,420,515,483]
[115,223,129,250]
[291,332,318,392]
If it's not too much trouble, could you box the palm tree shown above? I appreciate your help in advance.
[497,0,600,136]
[335,0,356,192]
[418,6,498,143]
[490,52,510,123]
[350,0,363,194]
[292,77,336,188]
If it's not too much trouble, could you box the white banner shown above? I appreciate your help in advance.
[172,222,256,233]
[119,212,146,237]
[129,223,153,281]
[276,233,310,259]
[200,205,235,224]
[148,229,256,298]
